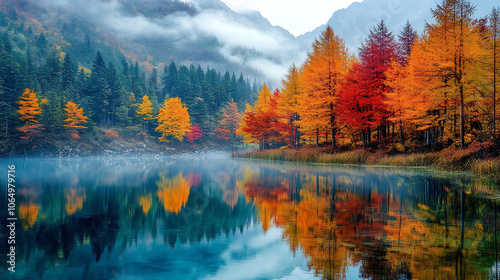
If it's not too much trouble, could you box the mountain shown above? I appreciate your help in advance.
[299,0,499,53]
[9,0,301,86]
[1,0,498,90]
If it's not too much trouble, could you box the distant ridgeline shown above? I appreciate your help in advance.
[0,1,261,153]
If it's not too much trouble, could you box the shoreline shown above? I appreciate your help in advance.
[233,147,500,179]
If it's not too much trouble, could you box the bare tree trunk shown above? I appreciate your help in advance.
[460,85,464,148]
[316,128,319,146]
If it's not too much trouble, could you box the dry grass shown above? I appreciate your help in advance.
[316,150,369,164]
[471,158,500,177]
[375,153,438,167]
[237,146,499,178]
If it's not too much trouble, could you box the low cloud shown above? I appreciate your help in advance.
[40,0,305,86]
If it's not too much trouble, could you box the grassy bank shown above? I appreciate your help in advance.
[235,145,500,178]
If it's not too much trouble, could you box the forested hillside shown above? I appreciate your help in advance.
[0,2,261,156]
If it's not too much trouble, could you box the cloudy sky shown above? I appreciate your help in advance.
[220,0,361,36]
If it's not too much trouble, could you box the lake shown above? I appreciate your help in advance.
[1,153,499,280]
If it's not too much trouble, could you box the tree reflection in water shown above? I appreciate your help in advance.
[239,163,500,280]
[1,156,499,279]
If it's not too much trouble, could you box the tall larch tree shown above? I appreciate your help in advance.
[279,64,302,147]
[297,26,349,147]
[359,19,398,144]
[416,0,486,148]
[383,21,418,144]
[156,97,191,143]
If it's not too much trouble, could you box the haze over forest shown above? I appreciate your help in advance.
[7,0,495,86]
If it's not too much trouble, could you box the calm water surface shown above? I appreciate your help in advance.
[1,153,499,280]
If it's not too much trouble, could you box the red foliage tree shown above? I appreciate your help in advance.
[186,124,203,143]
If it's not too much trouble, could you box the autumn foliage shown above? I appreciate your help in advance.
[64,101,88,130]
[186,124,203,143]
[104,129,119,139]
[239,0,500,152]
[156,97,191,143]
[216,100,241,146]
[136,94,153,122]
[17,88,43,140]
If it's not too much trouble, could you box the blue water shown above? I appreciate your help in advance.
[0,153,498,279]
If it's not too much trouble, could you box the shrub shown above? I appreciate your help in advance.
[104,129,119,139]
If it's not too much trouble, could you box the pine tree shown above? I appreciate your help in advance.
[398,20,418,65]
[162,62,178,101]
[416,0,485,148]
[0,40,19,138]
[107,62,122,125]
[36,32,47,49]
[62,53,76,91]
[86,51,111,124]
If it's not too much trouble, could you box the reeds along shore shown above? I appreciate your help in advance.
[235,147,500,178]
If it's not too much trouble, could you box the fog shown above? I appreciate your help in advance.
[39,0,306,86]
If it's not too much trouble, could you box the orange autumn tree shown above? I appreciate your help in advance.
[156,97,191,143]
[412,0,487,148]
[64,101,88,138]
[18,203,39,230]
[17,88,43,140]
[156,173,190,213]
[238,85,286,149]
[384,60,423,145]
[296,26,349,147]
[216,100,241,148]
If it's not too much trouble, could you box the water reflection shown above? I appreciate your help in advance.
[0,155,498,279]
[239,162,500,280]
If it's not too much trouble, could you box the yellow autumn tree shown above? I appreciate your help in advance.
[412,0,487,148]
[17,88,43,140]
[64,101,88,138]
[278,64,302,147]
[156,97,191,143]
[136,94,153,126]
